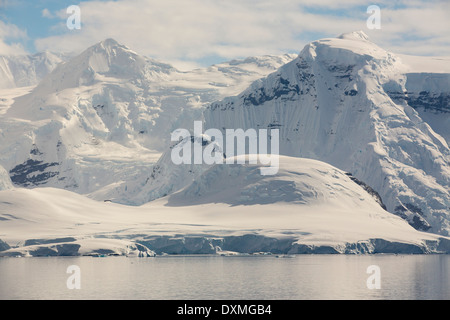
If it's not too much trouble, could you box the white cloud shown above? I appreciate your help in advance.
[0,20,28,55]
[33,0,450,67]
[367,0,450,56]
[41,8,54,19]
[33,0,359,63]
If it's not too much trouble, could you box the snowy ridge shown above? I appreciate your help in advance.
[205,32,450,236]
[90,134,226,205]
[168,155,388,208]
[31,38,175,95]
[1,156,449,256]
[0,52,68,89]
[0,39,295,197]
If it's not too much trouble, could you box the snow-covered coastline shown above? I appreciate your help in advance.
[1,157,449,257]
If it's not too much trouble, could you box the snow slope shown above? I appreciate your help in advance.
[1,156,448,256]
[205,31,450,236]
[0,39,295,197]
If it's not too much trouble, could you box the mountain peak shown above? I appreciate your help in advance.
[101,38,120,46]
[301,30,386,62]
[337,31,370,41]
[94,38,133,52]
[32,38,151,91]
[89,38,134,55]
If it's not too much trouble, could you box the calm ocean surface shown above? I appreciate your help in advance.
[0,255,448,300]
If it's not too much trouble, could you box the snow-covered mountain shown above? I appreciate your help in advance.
[1,156,449,257]
[0,52,69,89]
[205,31,450,236]
[0,39,295,196]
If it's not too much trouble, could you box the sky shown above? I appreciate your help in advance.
[0,0,449,70]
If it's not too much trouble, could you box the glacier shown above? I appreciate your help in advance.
[1,156,449,257]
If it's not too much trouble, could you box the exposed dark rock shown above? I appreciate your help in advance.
[344,89,358,96]
[345,173,387,210]
[0,239,10,252]
[394,204,432,232]
[386,90,450,113]
[240,72,309,107]
[9,159,59,187]
[30,145,43,156]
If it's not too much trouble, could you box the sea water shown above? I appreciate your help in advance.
[0,255,448,300]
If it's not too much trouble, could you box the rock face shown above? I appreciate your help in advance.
[0,239,10,251]
[204,31,450,236]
